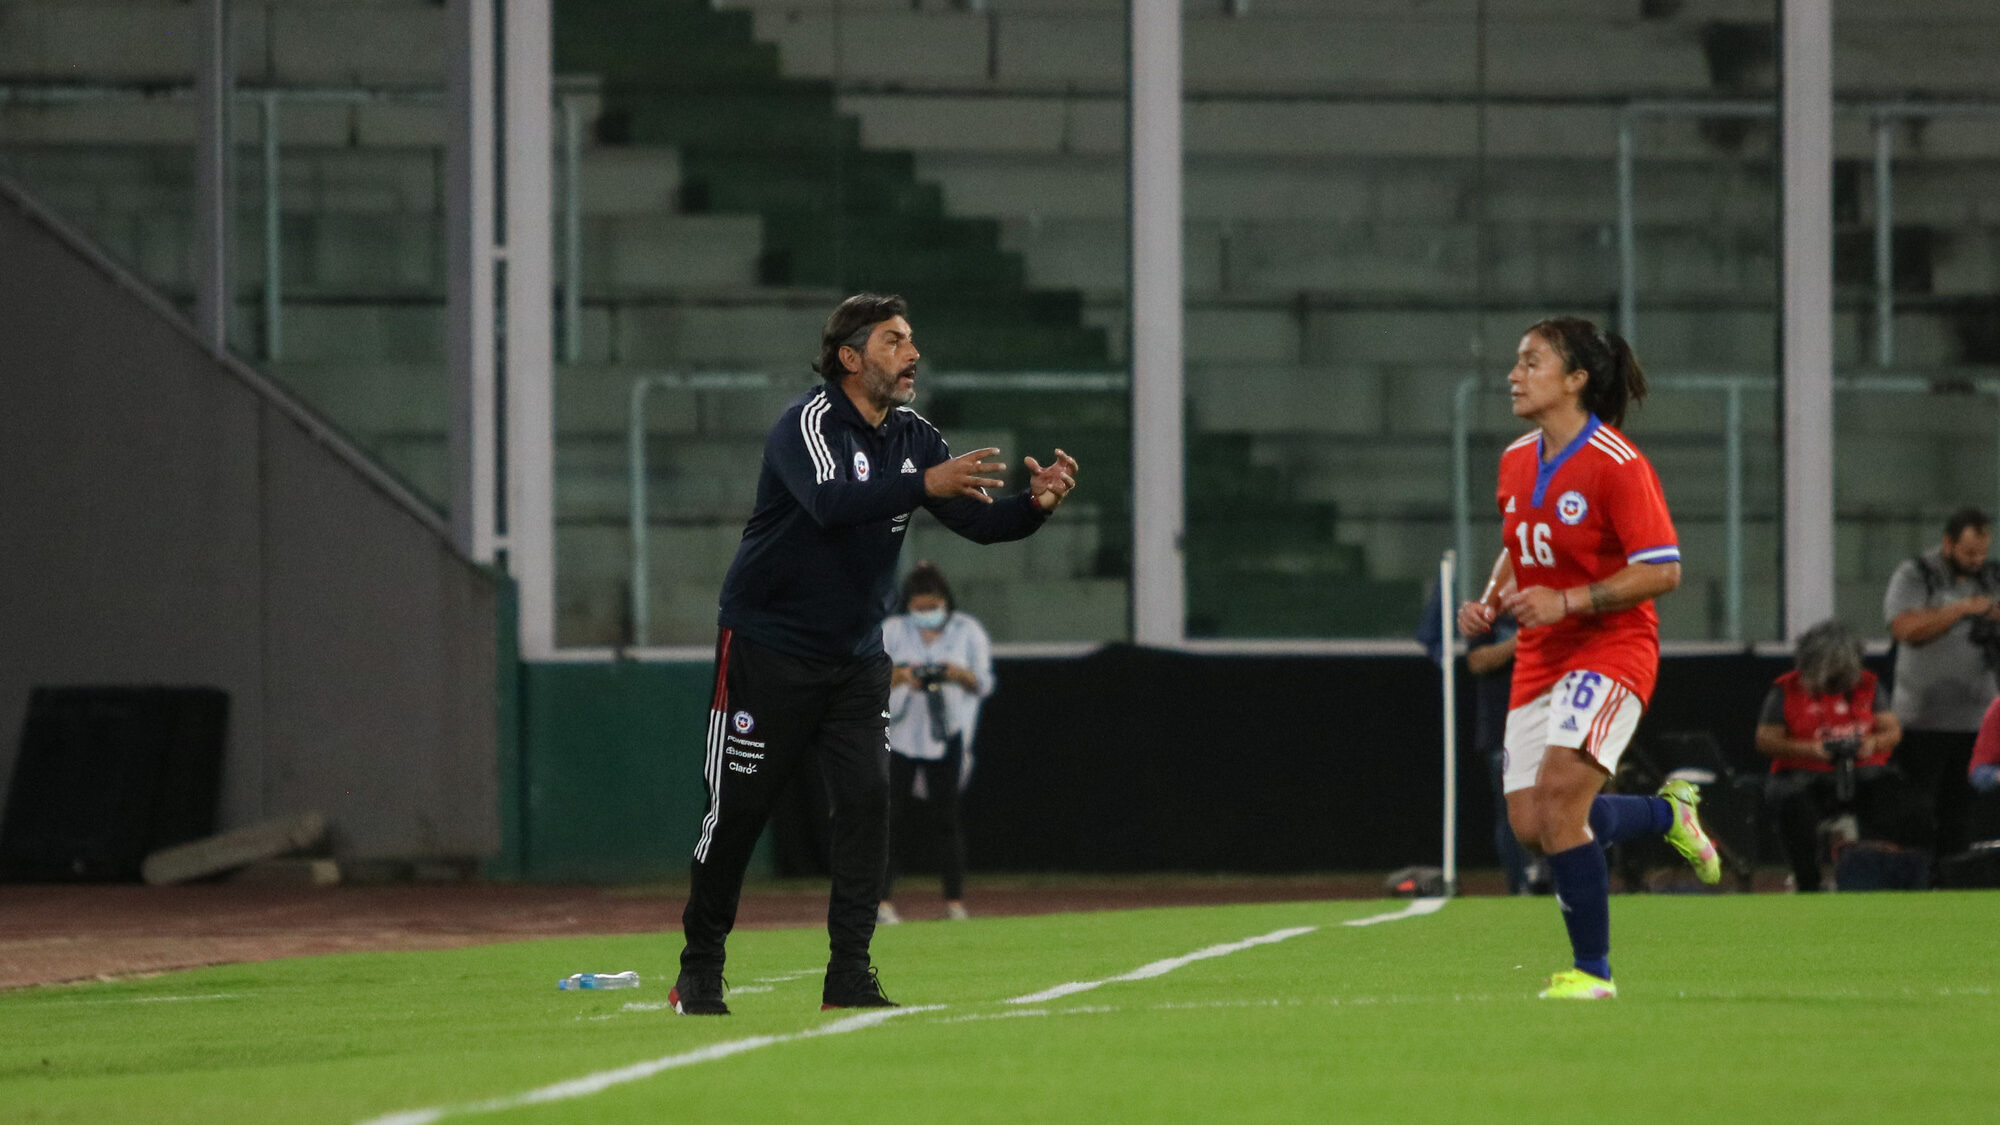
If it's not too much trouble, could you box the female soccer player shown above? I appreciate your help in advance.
[1457,317,1719,1000]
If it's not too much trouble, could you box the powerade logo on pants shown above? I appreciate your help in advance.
[733,711,755,734]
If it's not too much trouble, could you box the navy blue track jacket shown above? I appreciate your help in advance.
[717,382,1049,658]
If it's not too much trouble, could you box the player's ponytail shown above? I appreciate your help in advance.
[1528,316,1649,429]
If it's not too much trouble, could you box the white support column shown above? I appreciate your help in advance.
[1129,0,1185,647]
[260,92,282,360]
[193,0,234,350]
[1872,116,1895,368]
[1782,0,1836,640]
[505,0,557,657]
[447,0,499,564]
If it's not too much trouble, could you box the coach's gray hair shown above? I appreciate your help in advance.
[1795,619,1864,696]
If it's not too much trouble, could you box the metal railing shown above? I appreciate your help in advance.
[1616,99,2000,365]
[0,80,598,363]
[13,82,1996,373]
[627,370,1129,646]
[18,80,2000,644]
[1452,373,2000,641]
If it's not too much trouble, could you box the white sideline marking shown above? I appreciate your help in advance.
[1005,925,1319,1005]
[131,993,240,1003]
[358,904,1448,1124]
[62,993,243,1006]
[937,1003,1119,1026]
[357,1007,941,1125]
[1342,897,1448,927]
[1003,898,1446,1006]
[937,1008,1052,1024]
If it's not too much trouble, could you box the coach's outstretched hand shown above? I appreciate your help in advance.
[1026,449,1079,512]
[927,447,1007,503]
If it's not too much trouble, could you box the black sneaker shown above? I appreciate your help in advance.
[820,966,898,1010]
[669,970,730,1015]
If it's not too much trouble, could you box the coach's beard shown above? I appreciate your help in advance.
[868,363,919,409]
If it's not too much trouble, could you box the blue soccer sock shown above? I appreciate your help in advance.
[1587,794,1673,848]
[1545,841,1612,981]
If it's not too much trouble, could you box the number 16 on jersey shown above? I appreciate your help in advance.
[1515,521,1554,567]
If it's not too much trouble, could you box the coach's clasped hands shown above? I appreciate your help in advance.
[1026,449,1079,512]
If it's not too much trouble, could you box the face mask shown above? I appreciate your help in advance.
[910,607,948,630]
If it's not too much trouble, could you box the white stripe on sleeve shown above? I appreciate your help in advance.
[1594,428,1638,459]
[1587,434,1635,464]
[801,396,836,483]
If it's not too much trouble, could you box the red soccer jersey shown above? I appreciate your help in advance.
[1497,416,1679,708]
[1771,669,1888,774]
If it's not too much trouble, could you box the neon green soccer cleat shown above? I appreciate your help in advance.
[1658,777,1722,885]
[1538,968,1617,1000]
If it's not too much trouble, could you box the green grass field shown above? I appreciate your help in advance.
[4,892,1997,1124]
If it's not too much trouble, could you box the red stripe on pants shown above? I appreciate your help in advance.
[1586,683,1626,754]
[711,628,733,712]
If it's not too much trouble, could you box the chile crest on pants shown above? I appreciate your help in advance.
[732,710,755,734]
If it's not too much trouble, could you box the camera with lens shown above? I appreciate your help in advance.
[1971,614,2000,671]
[1823,734,1864,804]
[911,663,949,691]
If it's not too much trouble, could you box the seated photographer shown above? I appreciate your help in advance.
[1754,620,1909,892]
[878,562,993,924]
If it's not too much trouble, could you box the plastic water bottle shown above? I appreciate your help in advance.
[558,971,641,991]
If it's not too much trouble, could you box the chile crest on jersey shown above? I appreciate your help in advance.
[1557,489,1588,525]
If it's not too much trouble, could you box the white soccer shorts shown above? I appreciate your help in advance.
[1501,669,1644,794]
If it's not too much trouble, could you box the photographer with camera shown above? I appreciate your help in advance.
[878,562,993,924]
[1755,620,1908,891]
[1884,508,2000,865]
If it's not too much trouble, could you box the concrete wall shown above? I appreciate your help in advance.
[0,178,498,862]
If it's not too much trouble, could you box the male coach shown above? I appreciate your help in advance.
[669,293,1079,1016]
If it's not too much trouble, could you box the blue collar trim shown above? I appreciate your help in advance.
[1532,415,1601,508]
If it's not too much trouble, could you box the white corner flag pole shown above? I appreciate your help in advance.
[1439,550,1459,896]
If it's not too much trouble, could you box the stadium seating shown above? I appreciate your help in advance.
[3,0,1997,642]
